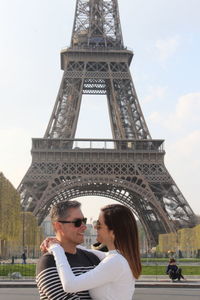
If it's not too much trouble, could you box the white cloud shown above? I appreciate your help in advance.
[165,92,200,131]
[148,111,162,124]
[155,36,180,63]
[142,86,167,103]
[168,130,200,160]
[147,94,200,213]
[165,130,200,214]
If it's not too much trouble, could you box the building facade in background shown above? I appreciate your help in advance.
[158,224,200,258]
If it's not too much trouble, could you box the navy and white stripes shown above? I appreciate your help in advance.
[36,249,100,300]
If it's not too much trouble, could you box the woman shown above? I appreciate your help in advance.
[166,258,185,281]
[44,204,141,300]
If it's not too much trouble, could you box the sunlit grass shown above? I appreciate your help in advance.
[142,265,200,275]
[0,264,36,277]
[0,263,200,277]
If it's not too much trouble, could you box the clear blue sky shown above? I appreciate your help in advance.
[0,0,200,220]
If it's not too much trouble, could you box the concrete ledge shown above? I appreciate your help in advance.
[136,281,200,289]
[0,281,36,288]
[0,280,200,289]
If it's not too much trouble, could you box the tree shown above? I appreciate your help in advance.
[0,172,43,258]
[0,172,21,241]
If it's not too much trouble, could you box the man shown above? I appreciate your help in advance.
[166,258,185,281]
[36,200,100,299]
[21,252,27,264]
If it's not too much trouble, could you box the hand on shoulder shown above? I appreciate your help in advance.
[40,237,61,253]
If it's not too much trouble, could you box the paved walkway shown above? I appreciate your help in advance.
[136,275,200,288]
[0,276,200,289]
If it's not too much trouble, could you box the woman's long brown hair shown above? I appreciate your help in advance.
[101,204,142,279]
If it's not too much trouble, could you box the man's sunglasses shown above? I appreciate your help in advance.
[58,218,87,228]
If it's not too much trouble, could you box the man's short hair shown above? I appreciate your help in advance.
[50,200,81,222]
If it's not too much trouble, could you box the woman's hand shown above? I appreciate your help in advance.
[40,237,61,253]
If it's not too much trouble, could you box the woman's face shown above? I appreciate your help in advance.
[95,211,115,245]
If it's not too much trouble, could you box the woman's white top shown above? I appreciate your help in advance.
[49,244,135,300]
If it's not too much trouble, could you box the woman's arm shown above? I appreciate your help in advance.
[77,245,106,261]
[49,244,123,293]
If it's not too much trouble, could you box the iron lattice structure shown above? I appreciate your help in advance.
[18,0,196,246]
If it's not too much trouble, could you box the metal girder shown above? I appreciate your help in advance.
[45,57,151,139]
[19,0,197,247]
[18,139,197,246]
[71,0,124,49]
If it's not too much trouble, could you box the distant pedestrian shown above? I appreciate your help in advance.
[166,258,185,281]
[21,252,27,264]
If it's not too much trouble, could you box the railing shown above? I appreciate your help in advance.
[1,259,199,280]
[32,138,165,152]
[61,45,133,52]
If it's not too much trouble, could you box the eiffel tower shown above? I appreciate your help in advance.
[18,0,196,246]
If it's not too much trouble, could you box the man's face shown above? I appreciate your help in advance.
[56,207,87,246]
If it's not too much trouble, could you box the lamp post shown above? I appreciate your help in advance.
[22,210,25,250]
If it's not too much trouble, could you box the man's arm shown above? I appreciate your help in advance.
[166,265,170,274]
[36,254,81,300]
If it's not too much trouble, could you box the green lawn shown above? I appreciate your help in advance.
[141,258,200,263]
[142,265,200,275]
[0,264,36,277]
[0,263,200,277]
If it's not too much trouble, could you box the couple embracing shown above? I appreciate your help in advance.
[36,200,141,300]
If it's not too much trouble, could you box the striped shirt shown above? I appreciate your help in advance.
[36,248,100,300]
